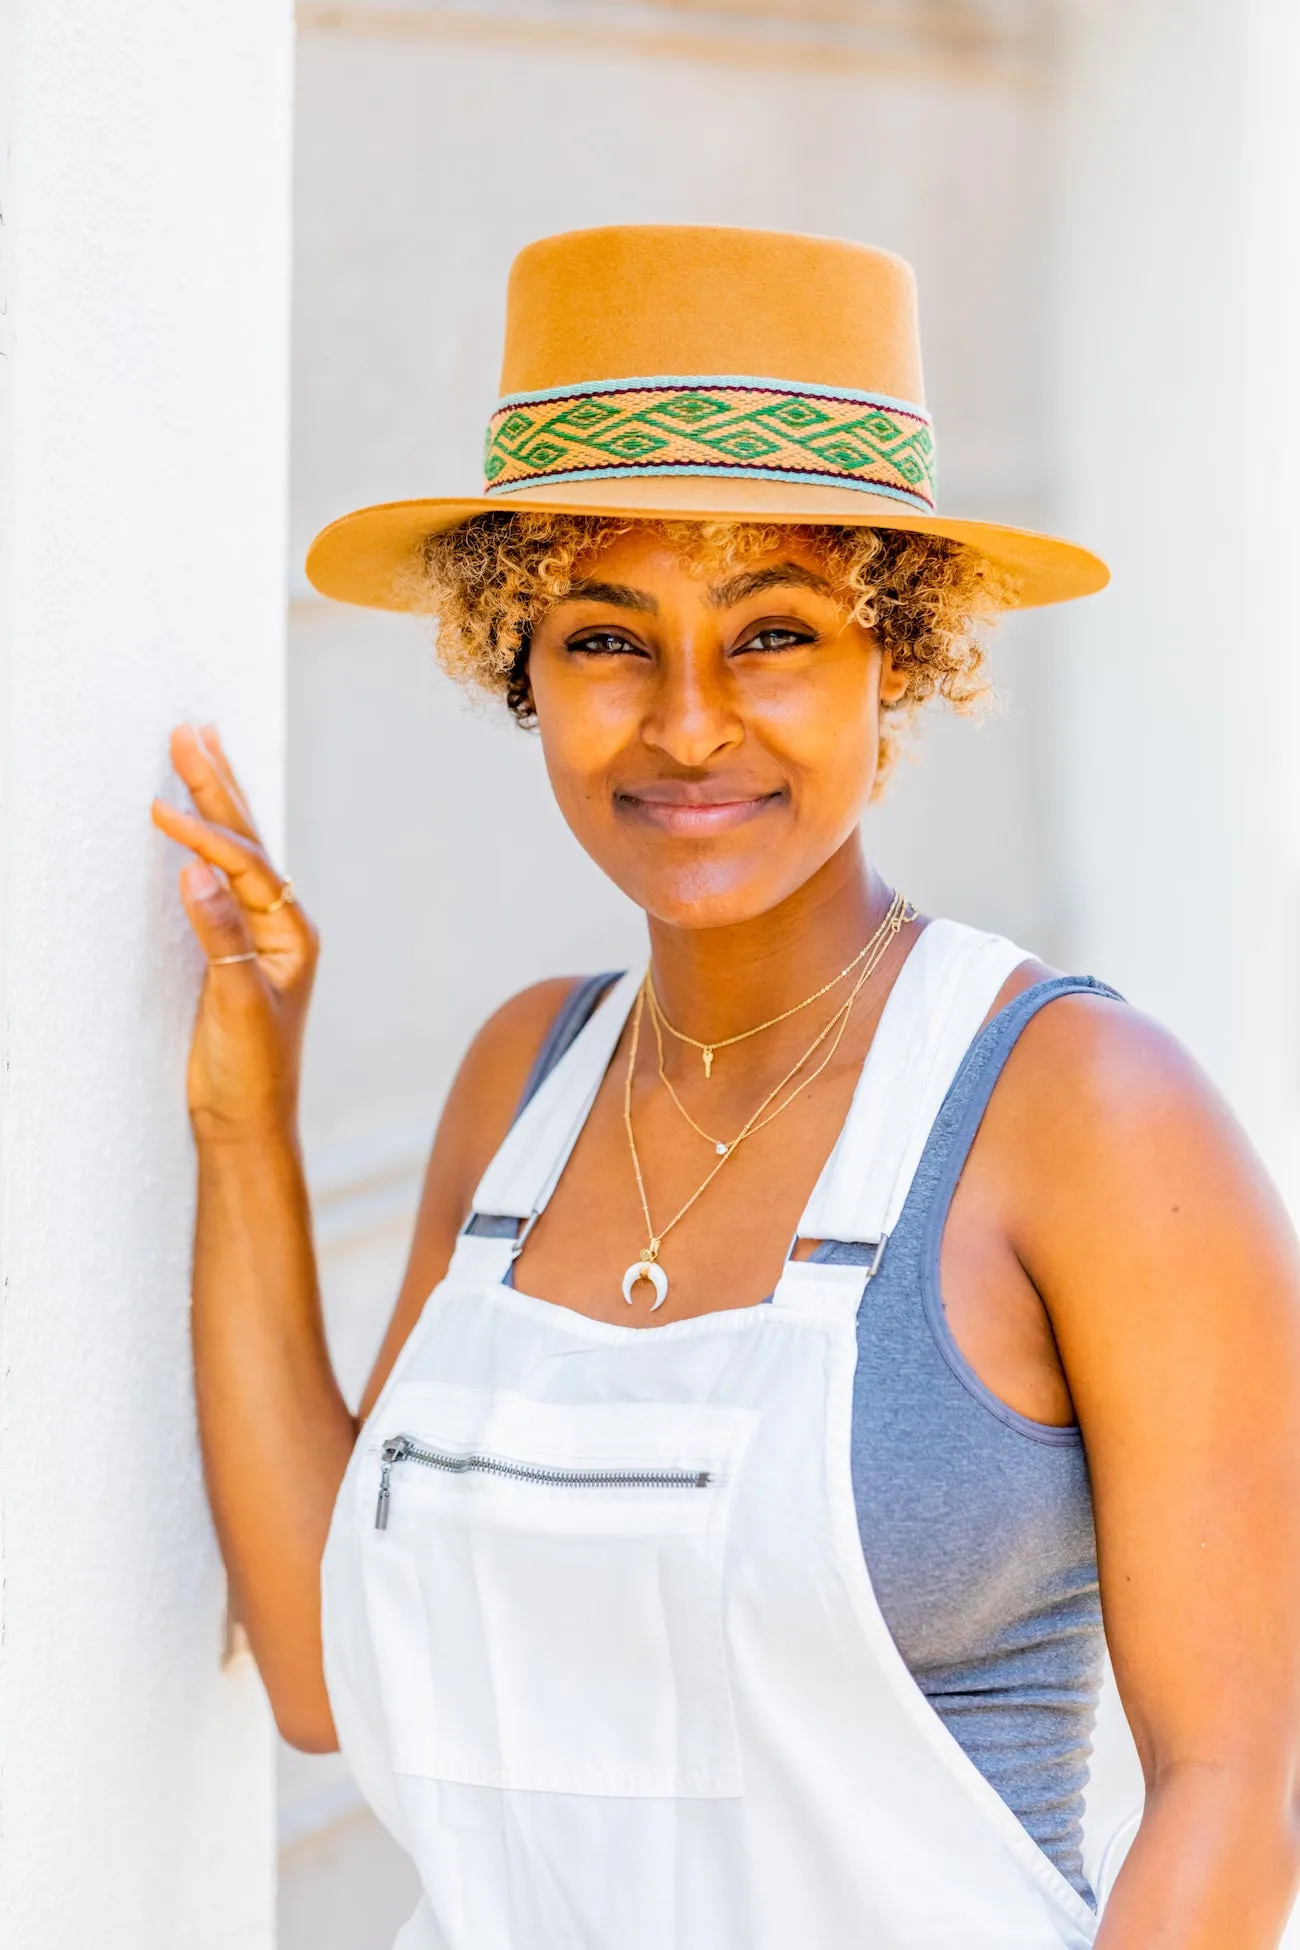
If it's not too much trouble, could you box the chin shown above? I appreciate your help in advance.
[625,860,804,930]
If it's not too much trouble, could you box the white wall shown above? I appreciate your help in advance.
[0,1,293,1943]
[1047,0,1300,1181]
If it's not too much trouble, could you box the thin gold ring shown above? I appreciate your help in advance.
[256,878,295,916]
[208,951,259,967]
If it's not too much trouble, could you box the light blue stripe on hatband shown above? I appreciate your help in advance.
[483,463,935,511]
[492,373,931,424]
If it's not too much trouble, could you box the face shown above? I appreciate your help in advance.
[526,526,907,929]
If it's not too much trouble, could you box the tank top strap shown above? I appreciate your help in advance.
[468,966,644,1232]
[512,971,623,1117]
[912,971,1124,1243]
[795,919,1031,1250]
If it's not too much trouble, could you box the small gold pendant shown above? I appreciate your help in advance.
[702,1047,714,1080]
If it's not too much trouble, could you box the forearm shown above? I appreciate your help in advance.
[193,1124,357,1747]
[1096,1764,1300,1949]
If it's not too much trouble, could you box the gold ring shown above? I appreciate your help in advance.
[208,951,258,967]
[258,878,295,916]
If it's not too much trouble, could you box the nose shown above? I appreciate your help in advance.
[640,634,743,768]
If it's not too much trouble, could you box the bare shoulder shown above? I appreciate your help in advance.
[455,975,588,1109]
[998,970,1239,1153]
[433,976,592,1217]
[987,954,1231,1148]
[979,965,1300,1373]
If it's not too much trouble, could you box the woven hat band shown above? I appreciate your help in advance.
[483,374,937,512]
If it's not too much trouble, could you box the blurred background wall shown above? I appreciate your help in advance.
[278,1,1300,1942]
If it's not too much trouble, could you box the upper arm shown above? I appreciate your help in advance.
[1008,996,1300,1783]
[356,976,581,1419]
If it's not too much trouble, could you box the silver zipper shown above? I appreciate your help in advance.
[375,1433,713,1530]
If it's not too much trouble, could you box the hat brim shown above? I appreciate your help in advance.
[305,474,1108,612]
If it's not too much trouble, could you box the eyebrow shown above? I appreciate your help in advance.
[562,578,659,614]
[707,563,836,608]
[557,562,834,615]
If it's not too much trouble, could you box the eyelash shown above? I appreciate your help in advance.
[568,631,644,657]
[567,626,815,657]
[743,626,814,653]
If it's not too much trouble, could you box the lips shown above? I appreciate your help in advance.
[615,782,785,837]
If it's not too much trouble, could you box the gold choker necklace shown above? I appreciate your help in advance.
[648,891,909,1079]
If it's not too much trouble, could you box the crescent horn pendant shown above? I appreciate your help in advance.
[621,1260,669,1311]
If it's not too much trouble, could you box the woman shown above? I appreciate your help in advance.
[153,227,1300,1949]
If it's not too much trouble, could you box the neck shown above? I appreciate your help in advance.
[646,837,892,1044]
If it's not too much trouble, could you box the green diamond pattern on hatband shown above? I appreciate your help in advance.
[483,375,937,509]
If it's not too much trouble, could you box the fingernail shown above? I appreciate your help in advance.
[185,863,219,900]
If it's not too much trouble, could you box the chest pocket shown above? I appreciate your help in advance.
[356,1381,753,1799]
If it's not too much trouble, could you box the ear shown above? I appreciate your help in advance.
[879,652,908,706]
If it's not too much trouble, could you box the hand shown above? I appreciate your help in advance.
[152,724,319,1143]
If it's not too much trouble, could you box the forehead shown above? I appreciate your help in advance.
[572,521,838,588]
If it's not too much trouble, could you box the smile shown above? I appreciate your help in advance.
[615,791,785,837]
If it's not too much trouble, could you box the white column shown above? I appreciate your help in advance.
[0,3,292,1944]
[1046,0,1300,1185]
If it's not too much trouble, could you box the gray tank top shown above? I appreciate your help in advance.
[510,969,1118,1904]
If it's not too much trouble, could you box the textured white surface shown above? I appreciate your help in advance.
[1048,0,1300,1183]
[0,0,293,1943]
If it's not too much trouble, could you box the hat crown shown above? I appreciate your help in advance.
[499,225,926,403]
[303,223,1109,618]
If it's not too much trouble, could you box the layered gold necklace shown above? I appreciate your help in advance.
[647,897,905,1079]
[621,892,912,1310]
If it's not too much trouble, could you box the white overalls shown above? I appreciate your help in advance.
[321,921,1145,1950]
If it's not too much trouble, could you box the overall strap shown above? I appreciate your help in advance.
[795,920,1030,1250]
[468,966,644,1239]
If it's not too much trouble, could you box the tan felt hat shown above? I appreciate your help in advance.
[305,224,1108,611]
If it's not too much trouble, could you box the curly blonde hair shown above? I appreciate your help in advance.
[408,513,1013,780]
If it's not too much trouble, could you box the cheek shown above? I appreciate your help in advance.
[530,674,625,824]
[750,672,881,816]
[536,728,603,832]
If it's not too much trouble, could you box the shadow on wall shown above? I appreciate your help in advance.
[280,1803,421,1950]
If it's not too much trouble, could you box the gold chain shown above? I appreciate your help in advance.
[623,895,913,1269]
[648,890,907,1079]
[647,891,909,1154]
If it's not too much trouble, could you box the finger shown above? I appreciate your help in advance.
[197,723,259,832]
[168,723,262,845]
[153,802,290,916]
[180,862,262,977]
[156,804,313,985]
[174,722,260,839]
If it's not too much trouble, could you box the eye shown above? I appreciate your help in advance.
[567,630,648,658]
[736,624,816,654]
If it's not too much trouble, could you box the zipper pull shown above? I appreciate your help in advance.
[375,1435,411,1531]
